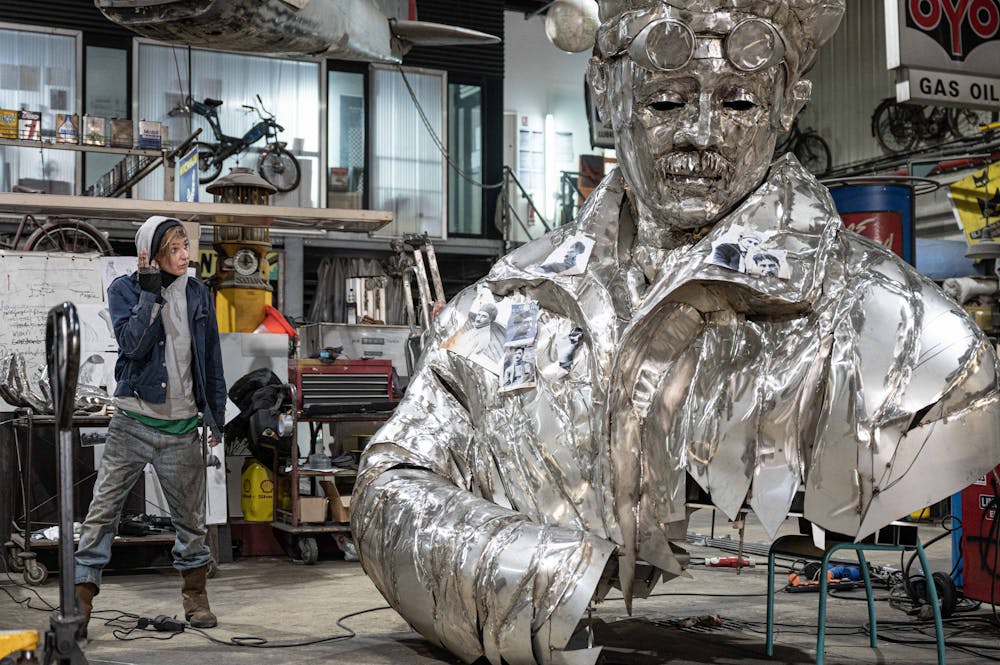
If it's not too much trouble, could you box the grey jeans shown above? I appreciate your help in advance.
[75,413,210,588]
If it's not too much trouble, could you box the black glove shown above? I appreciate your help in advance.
[138,267,161,293]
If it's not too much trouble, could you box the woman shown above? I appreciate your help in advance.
[74,216,226,639]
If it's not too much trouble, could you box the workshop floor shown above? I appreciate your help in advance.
[3,510,998,665]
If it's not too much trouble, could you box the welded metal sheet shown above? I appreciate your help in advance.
[351,2,1000,663]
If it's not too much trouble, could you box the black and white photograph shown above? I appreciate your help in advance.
[79,427,108,448]
[442,289,509,374]
[708,226,764,273]
[539,326,585,381]
[707,225,789,279]
[537,235,595,276]
[504,301,539,347]
[746,248,791,279]
[500,344,536,393]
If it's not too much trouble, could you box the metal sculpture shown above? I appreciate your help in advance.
[352,2,1000,664]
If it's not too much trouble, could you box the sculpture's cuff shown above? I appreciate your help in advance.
[352,467,616,665]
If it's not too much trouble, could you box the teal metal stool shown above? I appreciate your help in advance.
[765,532,946,665]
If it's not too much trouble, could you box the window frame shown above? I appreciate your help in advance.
[325,59,369,211]
[0,21,83,194]
[368,62,449,240]
[131,36,324,204]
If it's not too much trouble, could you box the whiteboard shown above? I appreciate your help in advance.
[0,250,109,410]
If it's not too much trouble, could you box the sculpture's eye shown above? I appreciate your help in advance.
[723,99,756,112]
[650,100,685,112]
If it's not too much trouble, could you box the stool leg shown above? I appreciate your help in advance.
[817,547,837,665]
[914,542,946,665]
[766,549,776,656]
[855,550,877,648]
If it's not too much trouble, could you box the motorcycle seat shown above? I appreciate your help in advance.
[203,98,224,108]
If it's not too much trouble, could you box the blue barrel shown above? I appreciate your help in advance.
[829,183,916,265]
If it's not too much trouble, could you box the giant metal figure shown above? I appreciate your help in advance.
[352,2,1000,663]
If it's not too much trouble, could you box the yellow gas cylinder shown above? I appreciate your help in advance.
[241,460,274,522]
[277,475,292,512]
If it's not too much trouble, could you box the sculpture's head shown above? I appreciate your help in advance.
[588,0,844,228]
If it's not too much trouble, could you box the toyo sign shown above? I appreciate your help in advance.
[907,0,999,60]
[886,0,1000,110]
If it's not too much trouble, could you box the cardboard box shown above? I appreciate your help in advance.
[319,480,351,523]
[298,496,328,523]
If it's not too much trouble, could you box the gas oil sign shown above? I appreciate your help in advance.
[886,0,1000,110]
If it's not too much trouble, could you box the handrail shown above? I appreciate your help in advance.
[558,171,583,227]
[497,165,552,246]
[92,129,203,198]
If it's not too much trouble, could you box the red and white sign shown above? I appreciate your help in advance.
[886,0,1000,110]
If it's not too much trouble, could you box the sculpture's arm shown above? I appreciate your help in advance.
[352,355,615,665]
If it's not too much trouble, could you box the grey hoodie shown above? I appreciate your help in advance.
[116,216,197,422]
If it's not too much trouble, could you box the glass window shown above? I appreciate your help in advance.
[327,69,365,210]
[448,83,483,236]
[370,65,446,238]
[0,25,78,194]
[84,46,128,194]
[136,43,321,205]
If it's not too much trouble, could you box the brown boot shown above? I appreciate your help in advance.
[74,582,98,640]
[180,566,217,628]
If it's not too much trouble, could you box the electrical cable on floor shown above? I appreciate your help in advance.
[107,605,395,649]
[0,554,57,612]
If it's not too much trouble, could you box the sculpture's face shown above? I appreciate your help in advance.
[605,48,790,228]
[599,12,801,228]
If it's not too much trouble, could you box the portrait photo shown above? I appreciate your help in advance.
[537,235,595,276]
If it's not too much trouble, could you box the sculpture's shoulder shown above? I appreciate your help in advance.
[837,231,998,415]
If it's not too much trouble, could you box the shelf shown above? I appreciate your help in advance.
[12,414,112,428]
[271,517,351,535]
[0,137,164,157]
[285,468,358,478]
[0,192,393,234]
[10,532,176,549]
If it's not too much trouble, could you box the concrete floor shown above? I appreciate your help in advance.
[3,510,999,665]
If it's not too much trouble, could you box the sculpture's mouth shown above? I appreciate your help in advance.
[659,151,730,184]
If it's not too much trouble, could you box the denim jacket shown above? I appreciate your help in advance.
[108,273,226,441]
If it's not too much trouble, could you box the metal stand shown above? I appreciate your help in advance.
[42,302,89,665]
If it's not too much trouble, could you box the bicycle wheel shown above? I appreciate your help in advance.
[793,132,832,175]
[195,141,223,185]
[24,219,113,255]
[258,147,301,193]
[949,107,991,138]
[873,100,918,154]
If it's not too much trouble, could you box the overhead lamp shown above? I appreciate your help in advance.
[544,0,600,53]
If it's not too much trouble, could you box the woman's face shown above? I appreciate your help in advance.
[157,236,190,276]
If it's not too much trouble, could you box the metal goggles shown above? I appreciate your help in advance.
[603,17,786,73]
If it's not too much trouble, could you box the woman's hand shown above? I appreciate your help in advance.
[138,249,162,293]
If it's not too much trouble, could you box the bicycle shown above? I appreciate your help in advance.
[773,117,832,175]
[872,98,992,154]
[175,94,301,193]
[0,197,112,255]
